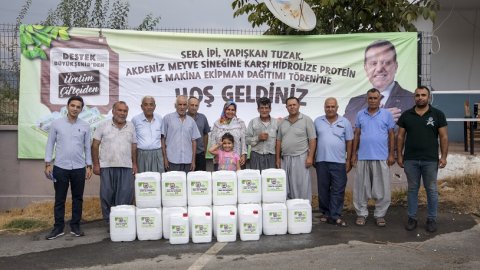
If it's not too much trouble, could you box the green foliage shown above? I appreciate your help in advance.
[41,0,160,30]
[108,0,129,29]
[3,218,48,231]
[232,0,440,35]
[0,89,19,125]
[90,0,110,28]
[19,25,70,60]
[136,13,161,31]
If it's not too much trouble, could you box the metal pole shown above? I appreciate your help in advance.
[470,121,474,155]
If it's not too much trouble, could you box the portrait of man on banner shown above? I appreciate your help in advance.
[343,39,415,125]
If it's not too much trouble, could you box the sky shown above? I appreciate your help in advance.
[0,0,264,29]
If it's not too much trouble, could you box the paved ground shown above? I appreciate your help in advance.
[0,206,479,270]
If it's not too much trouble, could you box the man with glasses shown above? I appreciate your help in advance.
[344,40,414,125]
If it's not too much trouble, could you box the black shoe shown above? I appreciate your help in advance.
[45,228,65,240]
[70,227,85,237]
[426,218,437,233]
[405,217,417,231]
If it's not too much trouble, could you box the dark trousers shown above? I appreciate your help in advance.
[52,166,86,230]
[315,162,347,220]
[195,152,207,171]
[100,167,134,222]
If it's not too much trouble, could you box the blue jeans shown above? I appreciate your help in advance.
[403,160,439,220]
[315,162,348,220]
[52,166,86,230]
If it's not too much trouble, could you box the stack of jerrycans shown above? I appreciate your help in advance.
[237,169,262,241]
[261,169,288,235]
[162,171,188,244]
[212,170,237,242]
[187,171,213,244]
[134,172,162,241]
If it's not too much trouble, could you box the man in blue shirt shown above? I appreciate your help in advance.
[132,96,164,173]
[314,97,353,227]
[44,96,92,240]
[352,88,395,227]
[162,95,201,173]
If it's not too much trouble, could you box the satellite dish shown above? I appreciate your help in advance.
[264,0,316,31]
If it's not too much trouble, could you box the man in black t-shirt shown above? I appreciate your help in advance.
[397,86,448,233]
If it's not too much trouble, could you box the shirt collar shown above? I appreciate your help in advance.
[284,112,304,120]
[141,113,157,122]
[63,116,78,124]
[380,81,395,104]
[320,114,340,124]
[110,119,129,129]
[362,107,381,117]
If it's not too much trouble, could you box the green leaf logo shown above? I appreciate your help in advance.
[20,24,70,60]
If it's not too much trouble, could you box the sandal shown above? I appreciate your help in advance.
[328,218,347,227]
[376,217,386,227]
[355,216,366,226]
[319,214,328,223]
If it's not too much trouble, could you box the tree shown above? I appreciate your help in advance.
[231,0,440,35]
[42,0,160,31]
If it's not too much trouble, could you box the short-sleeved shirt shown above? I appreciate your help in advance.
[277,113,316,156]
[45,117,92,170]
[217,150,240,171]
[246,117,279,155]
[162,112,201,164]
[190,112,210,154]
[314,115,353,163]
[132,112,162,150]
[355,108,395,160]
[93,119,136,168]
[397,105,447,161]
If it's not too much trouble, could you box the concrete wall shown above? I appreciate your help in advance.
[0,126,100,211]
[432,6,480,91]
[429,5,480,141]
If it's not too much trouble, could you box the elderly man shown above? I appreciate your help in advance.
[246,97,278,171]
[187,96,210,171]
[314,97,353,227]
[162,95,201,173]
[132,96,164,173]
[344,40,414,125]
[92,101,137,224]
[276,96,316,201]
[44,96,92,239]
[397,86,448,233]
[352,88,395,227]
